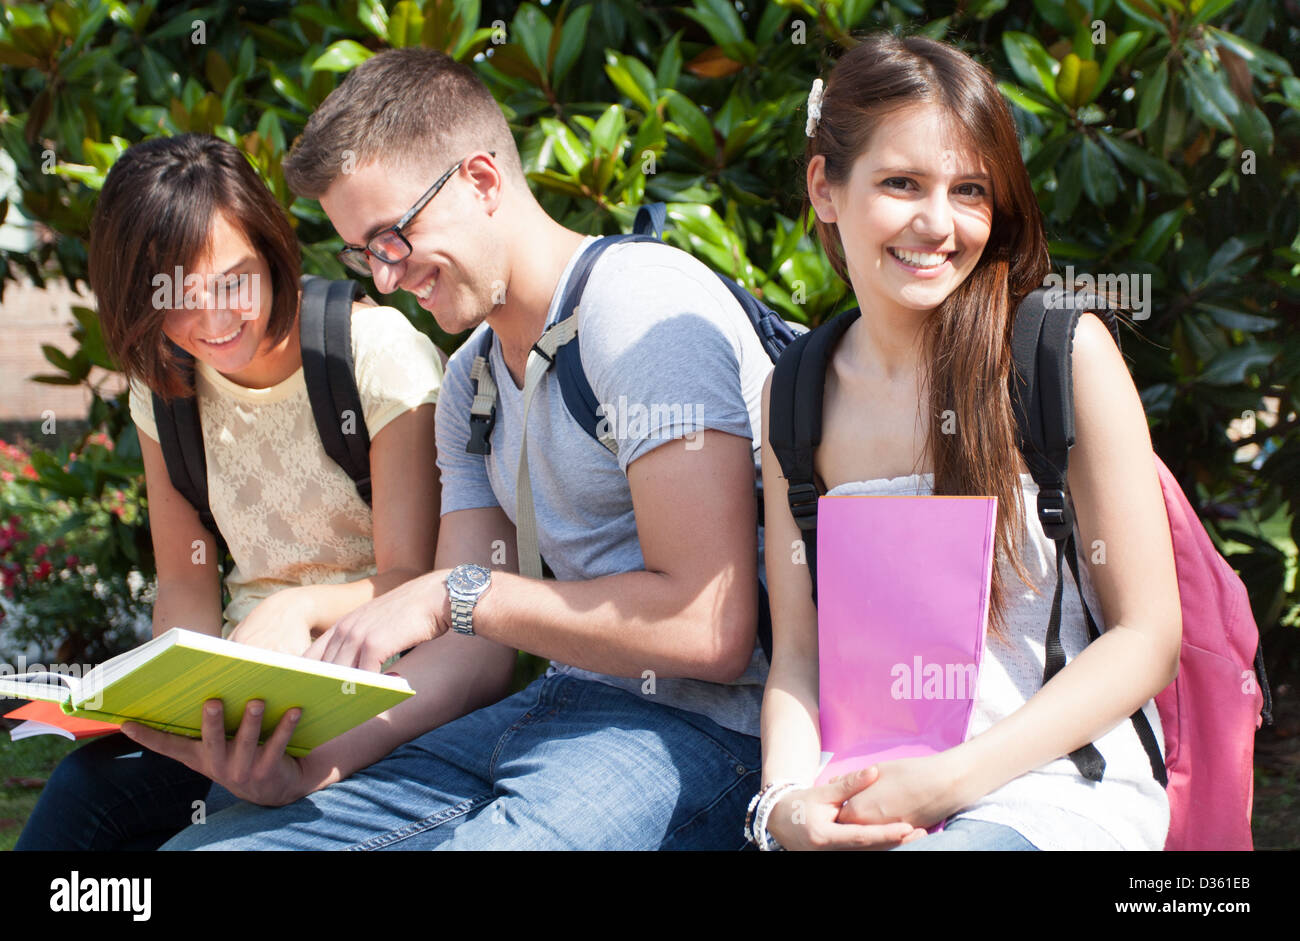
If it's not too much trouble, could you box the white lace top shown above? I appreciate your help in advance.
[130,305,443,632]
[826,472,1169,851]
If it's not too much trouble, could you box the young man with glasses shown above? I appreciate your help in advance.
[138,47,773,850]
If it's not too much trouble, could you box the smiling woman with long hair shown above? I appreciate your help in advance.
[752,33,1180,851]
[16,134,444,850]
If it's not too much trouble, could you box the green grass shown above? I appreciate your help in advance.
[0,732,79,851]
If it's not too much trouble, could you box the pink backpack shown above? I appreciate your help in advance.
[1152,459,1266,849]
[1011,289,1271,851]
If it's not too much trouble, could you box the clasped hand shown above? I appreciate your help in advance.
[766,752,970,850]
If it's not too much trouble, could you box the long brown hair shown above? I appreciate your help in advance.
[89,134,301,399]
[807,33,1051,635]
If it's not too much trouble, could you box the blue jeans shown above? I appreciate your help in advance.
[14,733,239,851]
[889,817,1039,851]
[161,673,761,850]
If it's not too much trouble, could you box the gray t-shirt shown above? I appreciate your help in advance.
[436,236,771,737]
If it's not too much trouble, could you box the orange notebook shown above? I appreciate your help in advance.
[5,700,121,741]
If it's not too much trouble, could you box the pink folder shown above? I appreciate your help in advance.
[815,494,996,787]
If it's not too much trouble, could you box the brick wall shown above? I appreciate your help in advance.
[0,277,124,424]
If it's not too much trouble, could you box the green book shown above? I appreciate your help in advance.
[0,627,414,756]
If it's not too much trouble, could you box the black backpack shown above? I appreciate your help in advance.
[152,275,371,541]
[766,287,1171,784]
[465,202,807,658]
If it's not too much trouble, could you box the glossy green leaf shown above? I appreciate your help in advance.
[539,117,588,176]
[1136,60,1168,130]
[1191,0,1238,27]
[552,5,592,86]
[1232,103,1273,154]
[605,51,657,112]
[1115,0,1167,32]
[354,0,389,41]
[666,90,716,159]
[1200,343,1279,385]
[1131,206,1186,263]
[1198,303,1277,333]
[1090,31,1143,103]
[312,40,373,72]
[514,3,553,74]
[265,61,312,111]
[999,80,1055,116]
[1052,143,1084,220]
[1002,31,1060,101]
[388,1,424,49]
[682,0,748,61]
[147,6,216,43]
[1080,137,1120,206]
[1098,133,1187,193]
[1182,62,1237,134]
[656,32,683,92]
[590,105,626,159]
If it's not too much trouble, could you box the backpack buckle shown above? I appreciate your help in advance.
[786,482,820,532]
[466,407,497,455]
[1037,488,1073,541]
[531,341,556,368]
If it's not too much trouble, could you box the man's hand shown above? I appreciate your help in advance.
[304,570,451,672]
[120,699,310,808]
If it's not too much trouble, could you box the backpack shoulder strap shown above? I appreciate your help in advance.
[1010,287,1076,540]
[466,234,665,458]
[632,202,667,239]
[152,352,218,539]
[552,234,663,454]
[300,275,372,505]
[1009,289,1164,785]
[768,307,861,607]
[467,328,498,455]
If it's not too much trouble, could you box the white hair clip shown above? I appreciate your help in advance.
[805,78,825,138]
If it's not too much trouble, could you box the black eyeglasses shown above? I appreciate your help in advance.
[337,151,495,277]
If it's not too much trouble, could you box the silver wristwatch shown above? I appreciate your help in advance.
[446,564,492,635]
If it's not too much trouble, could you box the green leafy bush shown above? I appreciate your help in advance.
[1,0,1297,683]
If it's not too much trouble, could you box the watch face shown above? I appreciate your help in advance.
[449,564,490,594]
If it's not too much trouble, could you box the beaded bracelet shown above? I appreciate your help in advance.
[745,781,806,850]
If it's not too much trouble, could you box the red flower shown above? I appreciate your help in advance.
[22,464,37,480]
[33,560,52,580]
[33,544,47,560]
[64,554,79,569]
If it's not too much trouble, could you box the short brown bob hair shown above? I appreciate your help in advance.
[89,134,301,399]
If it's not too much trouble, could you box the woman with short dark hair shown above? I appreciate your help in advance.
[16,134,444,850]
